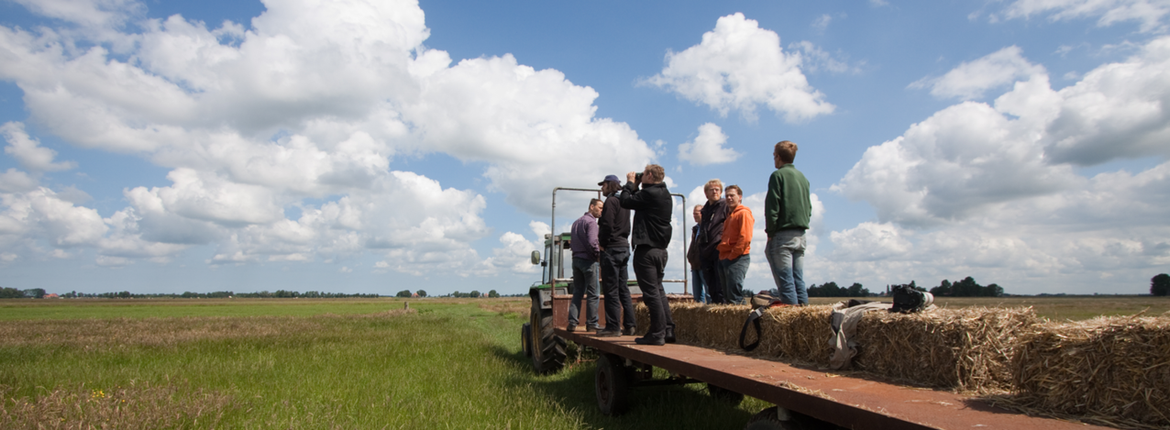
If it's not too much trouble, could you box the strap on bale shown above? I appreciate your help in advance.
[739,308,766,351]
[740,292,787,351]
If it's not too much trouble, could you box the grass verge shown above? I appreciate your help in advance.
[1,300,767,429]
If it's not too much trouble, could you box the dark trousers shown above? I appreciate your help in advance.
[701,256,725,304]
[633,246,674,340]
[601,247,635,330]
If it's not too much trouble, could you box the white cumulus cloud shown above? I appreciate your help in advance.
[678,123,740,166]
[0,0,658,275]
[829,36,1170,293]
[2,123,76,172]
[998,0,1170,33]
[643,13,835,122]
[910,46,1047,100]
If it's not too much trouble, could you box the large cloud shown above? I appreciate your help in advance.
[829,39,1170,292]
[0,0,654,273]
[643,13,835,122]
[1041,37,1170,165]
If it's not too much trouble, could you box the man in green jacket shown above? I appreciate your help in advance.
[764,141,812,305]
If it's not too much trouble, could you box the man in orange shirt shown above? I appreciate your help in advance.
[717,185,753,305]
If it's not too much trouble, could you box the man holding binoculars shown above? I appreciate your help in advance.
[619,164,675,346]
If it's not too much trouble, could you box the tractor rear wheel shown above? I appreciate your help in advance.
[530,295,566,374]
[595,353,630,415]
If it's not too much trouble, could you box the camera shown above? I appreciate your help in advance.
[635,172,642,183]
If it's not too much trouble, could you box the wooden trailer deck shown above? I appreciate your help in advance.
[559,328,1110,430]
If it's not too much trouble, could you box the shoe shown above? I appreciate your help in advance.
[635,336,665,346]
[665,328,676,344]
[566,324,576,332]
[595,329,621,337]
[622,326,637,336]
[586,324,599,332]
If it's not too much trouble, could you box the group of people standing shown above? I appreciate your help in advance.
[566,140,812,346]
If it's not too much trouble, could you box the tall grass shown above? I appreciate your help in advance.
[1,300,768,429]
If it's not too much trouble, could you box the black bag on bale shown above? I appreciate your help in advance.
[889,285,933,313]
[739,292,787,351]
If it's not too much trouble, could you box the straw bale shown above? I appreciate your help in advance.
[1011,315,1170,428]
[850,306,1037,392]
[637,303,1037,392]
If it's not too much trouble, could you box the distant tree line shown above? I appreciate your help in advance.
[0,287,45,299]
[807,282,872,297]
[929,277,1004,297]
[805,277,1008,298]
[1153,274,1170,296]
[447,290,501,298]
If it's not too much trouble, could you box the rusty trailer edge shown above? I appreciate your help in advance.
[559,328,1109,430]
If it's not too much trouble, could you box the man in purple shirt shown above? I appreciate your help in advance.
[568,198,603,331]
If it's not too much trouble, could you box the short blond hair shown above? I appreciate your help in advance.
[704,179,723,192]
[775,141,798,164]
[645,164,665,182]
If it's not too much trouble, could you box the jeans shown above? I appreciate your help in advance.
[569,257,599,327]
[700,256,725,304]
[601,247,635,330]
[765,229,807,305]
[690,266,707,303]
[632,246,674,340]
[720,254,750,305]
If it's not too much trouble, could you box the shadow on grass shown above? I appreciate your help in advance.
[487,344,759,430]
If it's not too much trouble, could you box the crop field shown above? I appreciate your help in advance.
[1,295,1164,429]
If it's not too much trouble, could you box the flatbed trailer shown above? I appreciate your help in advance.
[558,326,1110,430]
[523,185,1108,429]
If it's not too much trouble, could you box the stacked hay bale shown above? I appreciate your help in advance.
[632,302,1170,427]
[637,303,1037,392]
[1011,315,1170,428]
[850,306,1037,392]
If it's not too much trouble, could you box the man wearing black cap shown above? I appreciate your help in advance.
[595,174,636,337]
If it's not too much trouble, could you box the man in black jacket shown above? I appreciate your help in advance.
[595,175,636,337]
[620,164,675,346]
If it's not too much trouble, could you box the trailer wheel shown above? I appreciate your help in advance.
[595,353,629,415]
[707,383,745,406]
[744,407,789,430]
[745,407,834,430]
[521,323,532,357]
[530,295,566,374]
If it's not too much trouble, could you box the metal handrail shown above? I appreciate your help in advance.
[550,186,688,294]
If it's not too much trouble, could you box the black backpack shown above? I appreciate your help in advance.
[889,285,932,313]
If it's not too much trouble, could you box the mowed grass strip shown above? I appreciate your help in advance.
[1,300,766,429]
[0,298,407,320]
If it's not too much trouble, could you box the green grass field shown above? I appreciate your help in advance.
[0,298,771,429]
[2,295,1165,429]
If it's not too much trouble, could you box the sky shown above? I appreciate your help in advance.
[1,0,1168,297]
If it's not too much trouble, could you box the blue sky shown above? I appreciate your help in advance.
[1,0,1168,296]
